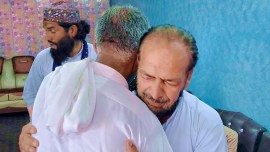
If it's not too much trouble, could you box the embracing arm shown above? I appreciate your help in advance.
[19,69,52,151]
[19,123,39,152]
[126,140,139,152]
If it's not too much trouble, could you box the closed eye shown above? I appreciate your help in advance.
[142,73,154,80]
[165,80,179,86]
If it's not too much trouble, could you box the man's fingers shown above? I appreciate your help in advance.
[28,147,37,152]
[19,131,39,151]
[22,144,37,152]
[125,139,138,152]
[31,139,39,147]
[30,126,37,134]
[22,123,37,134]
[19,123,39,152]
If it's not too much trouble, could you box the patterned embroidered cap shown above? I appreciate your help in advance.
[43,1,80,23]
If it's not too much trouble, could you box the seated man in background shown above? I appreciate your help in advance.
[23,1,97,116]
[20,5,172,152]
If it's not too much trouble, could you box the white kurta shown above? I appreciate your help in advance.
[163,90,228,152]
[32,59,172,152]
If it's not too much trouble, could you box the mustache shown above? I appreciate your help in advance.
[48,40,57,45]
[143,92,169,103]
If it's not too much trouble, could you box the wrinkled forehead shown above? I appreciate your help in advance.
[140,34,192,70]
[141,33,189,53]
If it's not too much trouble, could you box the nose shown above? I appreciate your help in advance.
[149,80,164,100]
[45,31,52,42]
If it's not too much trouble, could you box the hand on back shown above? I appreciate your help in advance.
[19,122,39,152]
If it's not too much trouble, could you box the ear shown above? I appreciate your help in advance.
[184,68,194,88]
[136,54,141,69]
[131,52,139,74]
[137,54,140,62]
[68,25,78,38]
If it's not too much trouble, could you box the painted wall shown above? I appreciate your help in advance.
[111,0,270,130]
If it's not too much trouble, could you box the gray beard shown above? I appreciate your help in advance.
[136,90,183,118]
[154,90,182,118]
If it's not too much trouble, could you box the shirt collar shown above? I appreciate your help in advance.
[67,41,84,59]
[92,61,129,89]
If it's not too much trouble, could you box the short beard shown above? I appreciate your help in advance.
[50,35,75,65]
[155,91,182,118]
[138,90,183,118]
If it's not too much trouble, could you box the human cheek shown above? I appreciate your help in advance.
[45,31,52,41]
[140,77,153,93]
[165,88,180,104]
